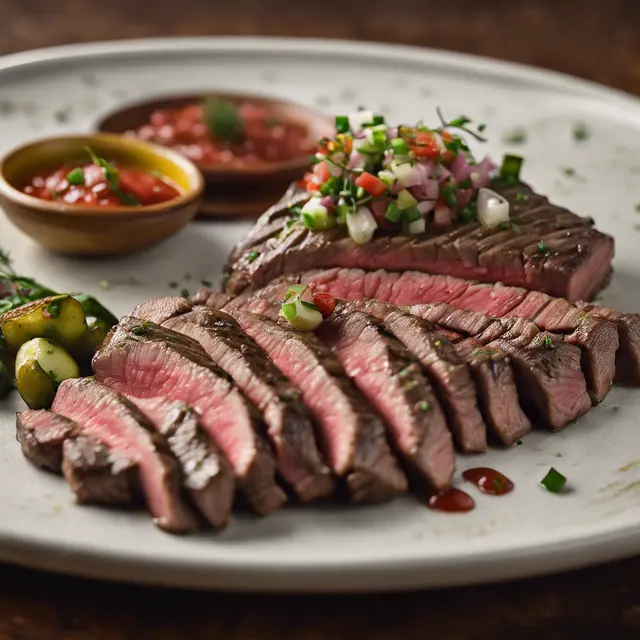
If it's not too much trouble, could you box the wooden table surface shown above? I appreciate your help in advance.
[2,1,640,637]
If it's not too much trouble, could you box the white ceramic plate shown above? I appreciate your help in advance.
[1,37,640,593]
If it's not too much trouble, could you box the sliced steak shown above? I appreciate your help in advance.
[124,395,235,529]
[190,289,235,309]
[224,183,614,301]
[486,331,592,429]
[52,378,198,532]
[330,300,486,453]
[93,317,286,515]
[224,310,408,501]
[304,268,619,402]
[16,409,78,472]
[161,307,333,502]
[315,310,454,489]
[131,296,193,325]
[62,436,138,505]
[451,339,531,445]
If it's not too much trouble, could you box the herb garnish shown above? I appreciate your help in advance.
[562,167,576,178]
[543,335,555,349]
[132,320,152,336]
[572,122,589,142]
[502,127,527,145]
[181,288,190,298]
[50,190,59,201]
[54,108,70,123]
[85,147,139,206]
[515,192,529,202]
[202,97,244,143]
[66,168,84,186]
[169,281,178,289]
[200,279,212,287]
[418,401,430,412]
[537,241,555,257]
[247,250,260,264]
[435,107,487,142]
[498,221,521,232]
[540,467,566,493]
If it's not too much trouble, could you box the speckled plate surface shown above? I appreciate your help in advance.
[2,38,640,592]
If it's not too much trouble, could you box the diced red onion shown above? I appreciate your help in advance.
[347,150,366,171]
[417,200,436,215]
[450,152,474,183]
[387,127,398,138]
[436,165,452,183]
[433,204,452,227]
[319,195,336,211]
[325,152,345,177]
[471,157,497,188]
[410,177,439,202]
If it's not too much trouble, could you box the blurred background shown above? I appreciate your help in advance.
[3,0,639,94]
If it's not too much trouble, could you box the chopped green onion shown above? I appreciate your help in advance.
[404,206,421,223]
[202,96,244,142]
[335,115,350,134]
[301,211,336,231]
[543,335,555,349]
[500,154,524,182]
[441,184,458,208]
[66,167,84,186]
[319,177,340,196]
[246,250,260,264]
[356,186,366,200]
[390,137,409,155]
[540,467,566,493]
[371,115,385,126]
[384,202,402,223]
[280,284,324,331]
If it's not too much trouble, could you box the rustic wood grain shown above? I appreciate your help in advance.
[2,1,640,637]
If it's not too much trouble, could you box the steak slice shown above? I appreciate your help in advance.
[52,378,198,532]
[16,409,78,472]
[330,300,486,453]
[304,268,620,402]
[224,183,614,301]
[131,296,193,325]
[93,317,286,515]
[224,310,408,501]
[190,289,235,309]
[162,307,333,502]
[316,310,455,490]
[62,436,138,505]
[451,339,531,445]
[124,395,235,529]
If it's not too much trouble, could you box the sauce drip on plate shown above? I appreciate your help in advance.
[462,467,514,496]
[427,488,476,513]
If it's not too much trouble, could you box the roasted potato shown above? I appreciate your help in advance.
[72,293,118,328]
[15,338,79,409]
[1,295,87,353]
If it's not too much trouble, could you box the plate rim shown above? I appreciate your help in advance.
[2,35,640,592]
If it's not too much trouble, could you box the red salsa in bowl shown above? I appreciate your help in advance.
[22,148,181,208]
[129,98,317,170]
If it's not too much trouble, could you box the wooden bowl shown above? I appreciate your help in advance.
[95,93,334,219]
[0,134,204,255]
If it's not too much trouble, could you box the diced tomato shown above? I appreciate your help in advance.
[410,131,441,159]
[313,160,331,183]
[355,172,387,198]
[439,131,457,164]
[312,292,337,318]
[305,180,320,193]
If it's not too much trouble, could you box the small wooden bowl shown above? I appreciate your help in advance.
[0,134,204,255]
[95,93,334,219]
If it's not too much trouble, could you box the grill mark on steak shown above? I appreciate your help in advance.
[123,395,235,529]
[222,310,408,501]
[16,409,78,472]
[52,378,198,532]
[161,307,334,502]
[316,309,455,490]
[224,183,614,301]
[92,317,286,516]
[62,436,138,505]
[303,268,620,402]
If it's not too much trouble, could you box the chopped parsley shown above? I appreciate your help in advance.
[246,250,260,264]
[502,127,527,145]
[537,241,554,257]
[562,166,576,178]
[132,320,152,336]
[543,335,555,349]
[85,147,140,206]
[418,401,430,412]
[515,192,529,202]
[181,288,190,298]
[200,279,212,287]
[572,122,589,142]
[202,96,244,142]
[498,221,521,232]
[168,281,178,289]
[515,439,523,446]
